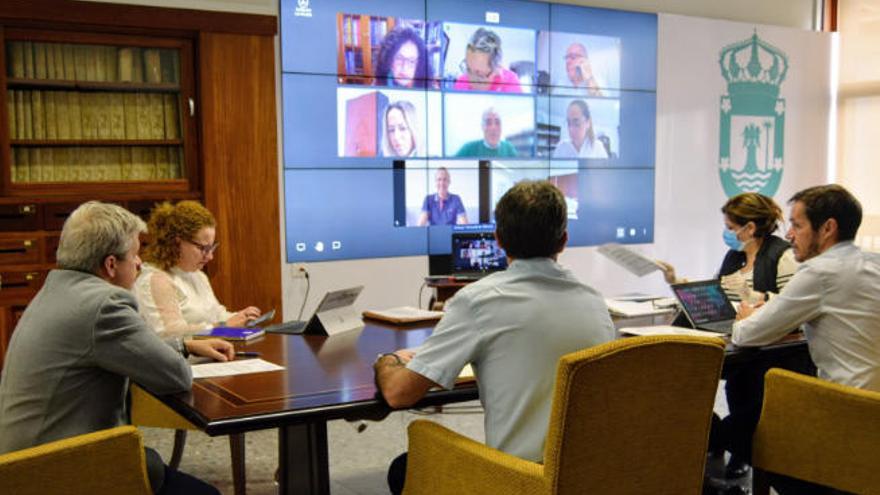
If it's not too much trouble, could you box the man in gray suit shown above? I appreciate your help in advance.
[0,201,231,494]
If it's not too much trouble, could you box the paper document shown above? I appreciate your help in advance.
[619,325,727,339]
[363,306,444,324]
[191,358,285,379]
[597,243,662,277]
[605,298,676,318]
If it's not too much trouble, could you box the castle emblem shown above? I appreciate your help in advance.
[718,30,788,197]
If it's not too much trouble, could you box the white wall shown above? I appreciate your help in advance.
[82,0,825,317]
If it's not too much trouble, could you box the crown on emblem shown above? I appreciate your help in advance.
[719,30,788,104]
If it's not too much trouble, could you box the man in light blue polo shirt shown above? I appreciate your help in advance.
[375,180,615,494]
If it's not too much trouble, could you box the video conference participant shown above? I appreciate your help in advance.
[417,167,468,226]
[382,101,421,158]
[454,107,518,158]
[0,201,231,495]
[453,27,522,93]
[375,27,431,89]
[552,99,608,159]
[376,180,616,494]
[732,184,880,495]
[562,42,603,96]
[657,193,803,481]
[134,201,260,337]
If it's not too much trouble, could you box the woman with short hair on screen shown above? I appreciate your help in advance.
[453,27,522,93]
[552,99,608,159]
[133,200,261,337]
[417,167,469,226]
[375,27,430,89]
[382,100,421,158]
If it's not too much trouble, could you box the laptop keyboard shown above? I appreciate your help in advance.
[264,320,307,334]
[699,321,734,334]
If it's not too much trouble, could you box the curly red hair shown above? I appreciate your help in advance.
[143,200,215,270]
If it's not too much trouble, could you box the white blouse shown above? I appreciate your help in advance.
[133,263,233,337]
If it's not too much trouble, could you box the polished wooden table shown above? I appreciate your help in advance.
[149,316,807,495]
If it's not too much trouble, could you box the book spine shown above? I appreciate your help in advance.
[56,91,71,139]
[106,46,119,83]
[96,93,112,139]
[53,147,69,182]
[143,49,162,83]
[34,42,48,79]
[109,93,126,139]
[80,92,95,139]
[7,90,16,139]
[44,91,58,139]
[123,92,138,138]
[10,42,25,78]
[148,93,165,139]
[22,41,34,78]
[74,45,89,81]
[53,44,65,80]
[117,47,133,82]
[136,93,151,139]
[31,90,45,139]
[62,44,76,80]
[163,94,180,139]
[68,91,83,139]
[120,147,133,180]
[45,42,56,79]
[131,48,144,82]
[42,148,55,182]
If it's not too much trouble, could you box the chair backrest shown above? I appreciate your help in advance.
[130,383,197,430]
[753,368,880,494]
[0,425,152,495]
[542,335,725,495]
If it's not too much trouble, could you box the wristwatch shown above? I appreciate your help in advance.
[375,352,403,365]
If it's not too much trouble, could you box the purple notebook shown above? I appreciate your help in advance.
[195,326,265,341]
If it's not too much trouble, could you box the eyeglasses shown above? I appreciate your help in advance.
[185,239,219,255]
[392,54,418,70]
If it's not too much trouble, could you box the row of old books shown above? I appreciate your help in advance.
[10,146,184,183]
[6,41,180,84]
[7,90,180,140]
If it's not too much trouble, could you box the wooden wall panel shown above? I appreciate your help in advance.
[199,32,281,319]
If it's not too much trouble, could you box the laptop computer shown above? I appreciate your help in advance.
[451,232,508,281]
[264,286,364,335]
[671,280,737,334]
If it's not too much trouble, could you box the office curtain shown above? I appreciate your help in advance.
[836,0,880,251]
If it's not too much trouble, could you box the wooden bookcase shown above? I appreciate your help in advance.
[0,0,282,371]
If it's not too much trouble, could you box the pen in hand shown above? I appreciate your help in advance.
[235,351,261,358]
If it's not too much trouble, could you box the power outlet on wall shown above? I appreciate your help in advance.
[291,264,308,279]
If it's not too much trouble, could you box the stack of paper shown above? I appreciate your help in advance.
[363,306,444,324]
[191,359,285,379]
[597,243,663,277]
[604,299,676,318]
[618,325,727,339]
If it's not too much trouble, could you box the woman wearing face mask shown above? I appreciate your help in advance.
[658,192,805,485]
[657,192,797,302]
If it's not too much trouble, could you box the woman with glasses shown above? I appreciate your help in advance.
[452,27,522,93]
[552,99,608,159]
[375,27,431,89]
[133,200,260,337]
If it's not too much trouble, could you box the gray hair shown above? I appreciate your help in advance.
[56,201,147,274]
[468,27,503,69]
[481,107,501,126]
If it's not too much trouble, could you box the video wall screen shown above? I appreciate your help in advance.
[281,0,657,262]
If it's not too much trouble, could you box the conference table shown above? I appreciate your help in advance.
[148,315,807,495]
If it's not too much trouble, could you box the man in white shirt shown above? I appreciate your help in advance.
[374,181,615,494]
[732,184,880,494]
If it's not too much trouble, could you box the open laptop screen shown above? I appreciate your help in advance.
[672,280,736,325]
[451,232,507,275]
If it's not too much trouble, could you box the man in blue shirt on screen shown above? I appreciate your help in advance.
[375,180,615,494]
[416,167,468,226]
